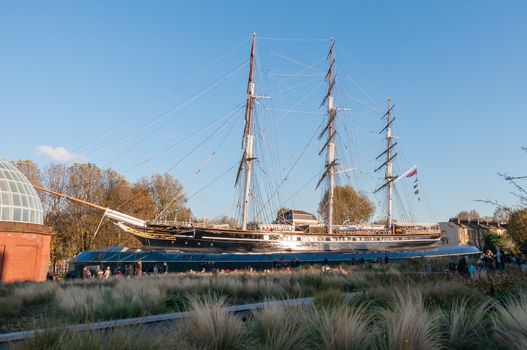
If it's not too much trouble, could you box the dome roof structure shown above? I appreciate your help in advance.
[0,158,43,225]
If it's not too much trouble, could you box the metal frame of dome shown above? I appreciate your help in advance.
[0,158,43,224]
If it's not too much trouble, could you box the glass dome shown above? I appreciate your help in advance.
[0,158,44,225]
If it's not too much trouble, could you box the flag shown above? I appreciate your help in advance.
[406,168,417,177]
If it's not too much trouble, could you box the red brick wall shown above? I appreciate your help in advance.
[0,222,52,283]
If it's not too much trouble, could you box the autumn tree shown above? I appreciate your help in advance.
[493,207,512,222]
[16,159,193,271]
[139,173,191,221]
[455,209,481,220]
[16,160,42,187]
[508,209,527,252]
[274,207,290,223]
[211,215,238,228]
[318,185,374,225]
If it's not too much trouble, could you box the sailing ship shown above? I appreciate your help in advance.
[36,34,441,253]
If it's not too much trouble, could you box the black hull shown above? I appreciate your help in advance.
[118,224,441,253]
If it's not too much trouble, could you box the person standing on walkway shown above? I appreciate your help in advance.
[495,247,505,271]
[136,261,143,277]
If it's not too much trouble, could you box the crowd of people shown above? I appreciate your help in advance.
[79,261,169,279]
[449,246,525,278]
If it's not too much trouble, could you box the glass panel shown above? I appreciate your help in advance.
[22,209,29,222]
[12,194,21,206]
[21,195,29,207]
[8,181,17,192]
[29,196,37,208]
[16,182,26,194]
[13,208,22,221]
[25,184,34,195]
[1,207,11,220]
[0,180,8,191]
[2,193,11,205]
[4,171,14,181]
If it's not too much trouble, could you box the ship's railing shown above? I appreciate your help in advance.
[148,220,193,227]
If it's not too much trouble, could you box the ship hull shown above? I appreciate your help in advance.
[118,223,441,253]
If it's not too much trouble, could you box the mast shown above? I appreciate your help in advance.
[326,38,336,234]
[316,38,337,234]
[238,33,256,230]
[374,98,398,230]
[385,98,394,229]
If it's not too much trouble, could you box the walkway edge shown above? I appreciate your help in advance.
[0,293,358,346]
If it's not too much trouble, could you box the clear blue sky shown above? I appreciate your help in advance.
[1,1,526,223]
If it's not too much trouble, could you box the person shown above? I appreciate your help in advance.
[468,264,476,278]
[384,254,389,264]
[516,255,523,270]
[485,250,495,272]
[104,266,111,279]
[457,256,468,277]
[136,261,143,277]
[495,247,505,271]
[82,266,91,279]
[96,266,104,279]
[477,254,485,273]
[163,262,168,274]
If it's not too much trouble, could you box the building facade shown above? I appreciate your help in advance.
[439,218,507,249]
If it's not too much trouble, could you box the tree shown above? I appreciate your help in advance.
[140,173,191,221]
[455,209,481,220]
[318,185,374,225]
[274,207,290,223]
[16,160,42,187]
[508,209,527,252]
[212,215,238,229]
[484,232,504,252]
[493,207,512,222]
[17,159,194,271]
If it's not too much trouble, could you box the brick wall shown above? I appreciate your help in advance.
[0,222,52,283]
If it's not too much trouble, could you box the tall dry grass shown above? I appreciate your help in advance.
[15,325,171,350]
[313,304,374,350]
[178,294,253,350]
[493,293,527,349]
[440,299,494,349]
[54,278,166,320]
[252,303,311,350]
[377,287,442,350]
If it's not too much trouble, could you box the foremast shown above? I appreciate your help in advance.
[374,98,398,231]
[236,33,257,231]
[317,38,337,234]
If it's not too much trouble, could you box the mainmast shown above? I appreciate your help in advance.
[236,33,257,230]
[316,38,337,234]
[385,98,394,228]
[374,98,398,230]
[326,39,336,234]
